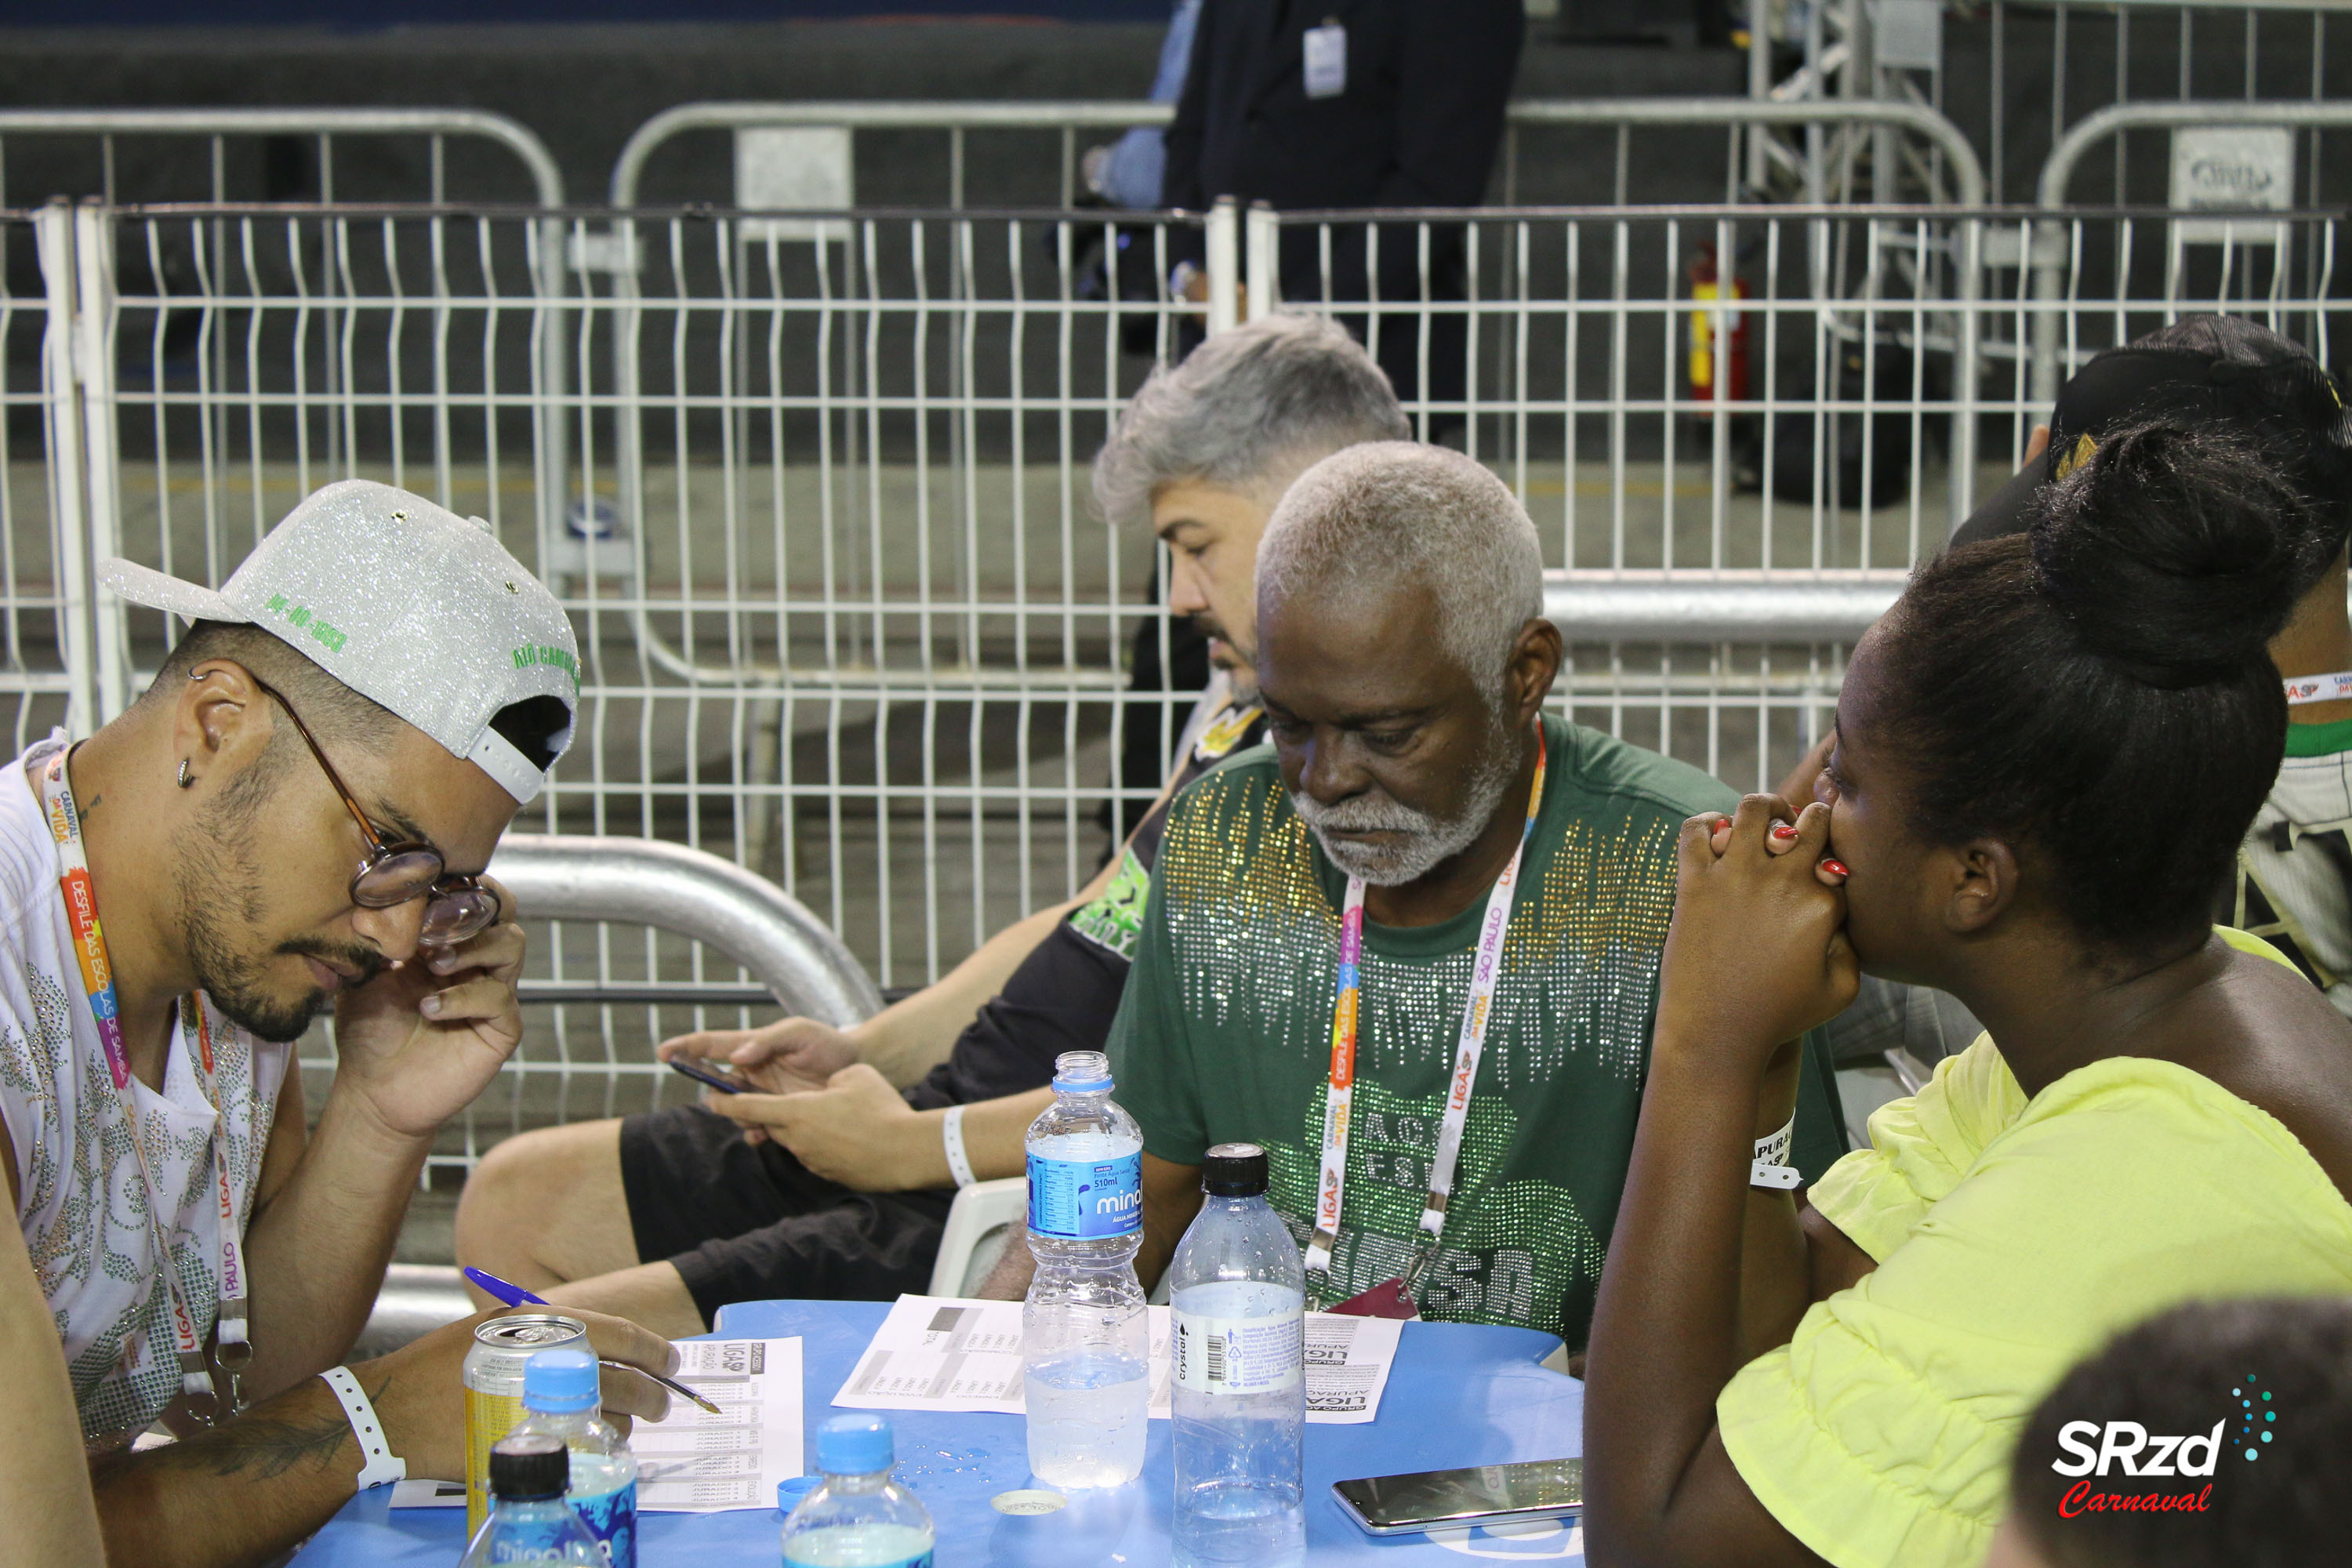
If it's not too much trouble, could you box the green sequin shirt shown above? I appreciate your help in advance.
[1107,713,1847,1346]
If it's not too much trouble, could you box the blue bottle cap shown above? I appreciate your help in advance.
[815,1413,895,1475]
[522,1348,600,1414]
[776,1475,818,1512]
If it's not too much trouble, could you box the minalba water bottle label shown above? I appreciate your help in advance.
[1171,1313,1303,1396]
[1025,1150,1142,1238]
[572,1482,636,1567]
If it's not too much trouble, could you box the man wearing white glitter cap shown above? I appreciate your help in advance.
[0,480,677,1565]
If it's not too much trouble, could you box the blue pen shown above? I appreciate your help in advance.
[463,1265,723,1415]
[463,1265,549,1307]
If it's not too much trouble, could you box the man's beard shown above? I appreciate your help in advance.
[174,782,385,1043]
[1290,706,1522,887]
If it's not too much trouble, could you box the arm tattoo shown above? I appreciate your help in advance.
[139,1374,383,1482]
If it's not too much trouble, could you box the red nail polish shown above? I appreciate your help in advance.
[1820,858,1850,877]
[1769,823,1798,841]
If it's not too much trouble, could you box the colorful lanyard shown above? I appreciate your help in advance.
[2285,672,2352,706]
[1304,722,1548,1287]
[38,750,251,1425]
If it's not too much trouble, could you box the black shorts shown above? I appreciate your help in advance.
[618,1102,955,1324]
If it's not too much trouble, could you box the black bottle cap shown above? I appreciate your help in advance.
[1202,1142,1269,1197]
[488,1432,570,1501]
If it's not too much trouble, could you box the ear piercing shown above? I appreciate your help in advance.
[176,759,194,789]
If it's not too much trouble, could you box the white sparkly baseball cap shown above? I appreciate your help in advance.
[98,479,579,804]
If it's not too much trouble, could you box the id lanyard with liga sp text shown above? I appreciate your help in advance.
[1302,722,1547,1310]
[38,750,252,1425]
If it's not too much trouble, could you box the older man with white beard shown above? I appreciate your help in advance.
[995,443,1848,1352]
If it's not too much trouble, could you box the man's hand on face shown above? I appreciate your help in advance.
[702,1063,927,1191]
[329,875,525,1142]
[358,1305,677,1483]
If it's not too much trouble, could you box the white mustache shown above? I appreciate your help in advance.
[1290,790,1437,837]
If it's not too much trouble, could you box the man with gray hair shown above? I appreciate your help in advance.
[1097,310,1410,713]
[1052,442,1848,1347]
[457,314,1410,1332]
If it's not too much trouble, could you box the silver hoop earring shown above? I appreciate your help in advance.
[176,759,194,789]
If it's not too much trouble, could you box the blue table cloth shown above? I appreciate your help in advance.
[293,1298,1588,1565]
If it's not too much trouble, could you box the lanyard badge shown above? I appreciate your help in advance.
[38,750,252,1426]
[1305,723,1548,1318]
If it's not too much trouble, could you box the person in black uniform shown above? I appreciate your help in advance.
[452,315,1410,1334]
[1163,0,1526,415]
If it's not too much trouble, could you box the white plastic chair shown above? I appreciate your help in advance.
[927,1178,1028,1298]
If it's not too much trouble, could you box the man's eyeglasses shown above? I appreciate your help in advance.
[253,681,503,947]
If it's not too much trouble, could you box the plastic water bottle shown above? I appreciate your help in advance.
[1169,1142,1307,1568]
[781,1414,936,1567]
[459,1433,604,1566]
[510,1348,637,1567]
[1022,1049,1149,1489]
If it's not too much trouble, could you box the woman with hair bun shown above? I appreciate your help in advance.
[1580,424,2352,1568]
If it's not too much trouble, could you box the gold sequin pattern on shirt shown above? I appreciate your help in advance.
[1146,737,1692,1332]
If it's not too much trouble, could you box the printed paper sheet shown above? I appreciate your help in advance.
[391,1335,804,1515]
[831,1295,1401,1425]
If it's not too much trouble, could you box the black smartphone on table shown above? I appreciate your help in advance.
[666,1055,749,1094]
[1332,1457,1584,1536]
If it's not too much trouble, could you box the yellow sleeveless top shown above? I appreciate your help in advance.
[1716,929,2352,1566]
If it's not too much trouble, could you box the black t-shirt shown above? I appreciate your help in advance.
[902,702,1266,1111]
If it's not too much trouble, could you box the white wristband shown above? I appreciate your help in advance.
[319,1365,407,1491]
[1751,1116,1802,1191]
[942,1105,978,1189]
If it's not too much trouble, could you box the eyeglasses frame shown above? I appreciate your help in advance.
[248,679,502,944]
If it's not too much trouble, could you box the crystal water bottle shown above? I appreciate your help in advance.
[1022,1049,1149,1488]
[1169,1142,1307,1568]
[510,1348,638,1567]
[781,1414,936,1568]
[459,1433,604,1566]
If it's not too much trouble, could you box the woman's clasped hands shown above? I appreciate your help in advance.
[1655,794,1861,1070]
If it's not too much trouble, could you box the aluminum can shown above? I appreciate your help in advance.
[463,1312,588,1534]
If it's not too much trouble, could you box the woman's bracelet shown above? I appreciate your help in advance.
[1751,1115,1802,1190]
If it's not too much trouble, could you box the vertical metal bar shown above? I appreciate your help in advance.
[1747,8,1770,193]
[72,200,128,722]
[1246,201,1278,322]
[34,201,99,737]
[1951,213,1981,539]
[1207,197,1240,335]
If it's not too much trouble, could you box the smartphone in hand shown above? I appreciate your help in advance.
[667,1055,749,1094]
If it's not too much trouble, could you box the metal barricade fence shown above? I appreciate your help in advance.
[28,198,2352,1168]
[2030,98,2352,399]
[607,98,1984,215]
[0,107,565,208]
[1973,0,2352,205]
[0,210,71,758]
[1743,1,2352,209]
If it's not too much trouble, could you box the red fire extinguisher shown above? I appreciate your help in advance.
[1688,243,1750,408]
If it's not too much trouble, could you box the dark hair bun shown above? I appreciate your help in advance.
[2029,423,2316,687]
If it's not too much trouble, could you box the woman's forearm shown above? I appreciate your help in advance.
[1737,1042,1813,1362]
[1584,1034,1768,1560]
[2,1212,103,1566]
